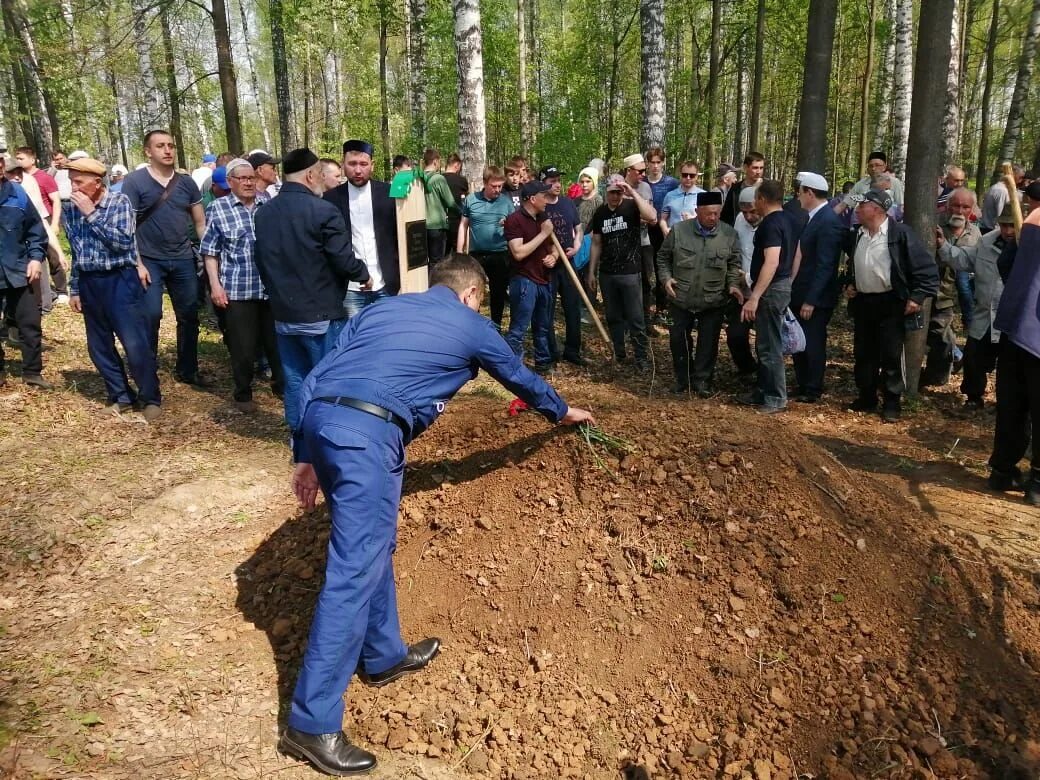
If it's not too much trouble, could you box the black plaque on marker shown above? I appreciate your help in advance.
[405,220,428,271]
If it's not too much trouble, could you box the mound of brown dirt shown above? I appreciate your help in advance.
[237,390,1040,779]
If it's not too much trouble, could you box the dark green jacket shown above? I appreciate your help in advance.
[656,220,743,313]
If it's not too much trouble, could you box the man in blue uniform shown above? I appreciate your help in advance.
[278,254,594,776]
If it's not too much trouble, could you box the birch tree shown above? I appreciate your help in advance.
[941,0,961,164]
[453,0,486,187]
[131,0,161,126]
[639,0,666,150]
[873,0,896,152]
[890,0,913,176]
[748,0,766,152]
[996,0,1040,164]
[236,0,271,152]
[408,0,427,145]
[518,0,533,157]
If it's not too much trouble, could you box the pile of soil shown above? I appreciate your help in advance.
[237,388,1040,779]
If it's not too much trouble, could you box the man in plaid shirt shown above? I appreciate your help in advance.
[64,157,161,420]
[201,158,284,412]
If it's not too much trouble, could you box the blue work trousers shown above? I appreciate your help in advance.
[288,401,408,734]
[79,266,161,406]
[276,319,347,435]
[140,256,199,379]
[344,288,392,319]
[505,275,553,368]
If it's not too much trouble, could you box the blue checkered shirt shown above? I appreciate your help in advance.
[63,190,137,295]
[200,194,266,301]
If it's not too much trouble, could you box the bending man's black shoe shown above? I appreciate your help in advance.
[278,727,376,776]
[988,466,1023,492]
[358,637,441,687]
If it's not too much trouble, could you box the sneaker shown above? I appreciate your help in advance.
[107,401,134,415]
[141,404,162,422]
[988,467,1023,492]
[54,293,70,305]
[23,373,54,390]
[756,404,787,416]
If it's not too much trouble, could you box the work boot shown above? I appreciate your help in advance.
[23,373,54,390]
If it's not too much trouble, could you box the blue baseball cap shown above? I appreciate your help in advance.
[211,166,228,190]
[202,153,217,164]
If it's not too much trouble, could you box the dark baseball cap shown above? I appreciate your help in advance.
[247,151,280,169]
[851,188,893,211]
[539,165,562,181]
[521,181,550,199]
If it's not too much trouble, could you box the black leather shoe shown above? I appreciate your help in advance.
[562,354,587,367]
[358,638,441,687]
[175,372,209,388]
[23,373,55,390]
[735,391,763,406]
[278,728,376,776]
[881,405,901,423]
[988,467,1023,492]
[846,397,878,412]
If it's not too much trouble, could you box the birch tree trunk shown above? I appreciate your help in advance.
[378,0,392,178]
[270,0,296,152]
[408,0,427,145]
[940,0,961,164]
[795,0,837,173]
[189,77,212,154]
[732,38,746,165]
[210,0,243,153]
[996,0,1040,164]
[890,0,913,177]
[748,0,766,152]
[131,0,161,127]
[8,0,58,154]
[453,0,486,188]
[903,0,954,399]
[873,0,896,151]
[237,0,271,151]
[639,0,666,150]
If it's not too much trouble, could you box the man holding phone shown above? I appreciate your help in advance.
[64,157,161,421]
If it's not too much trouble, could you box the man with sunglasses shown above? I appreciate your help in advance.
[659,162,706,234]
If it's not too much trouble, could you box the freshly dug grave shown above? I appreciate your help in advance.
[237,390,1040,779]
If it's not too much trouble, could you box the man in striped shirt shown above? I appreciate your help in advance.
[201,158,284,412]
[64,157,161,421]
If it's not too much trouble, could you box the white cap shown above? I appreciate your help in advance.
[248,148,270,157]
[225,157,253,177]
[111,164,128,176]
[68,150,90,161]
[797,171,829,192]
[622,153,645,169]
[738,186,758,204]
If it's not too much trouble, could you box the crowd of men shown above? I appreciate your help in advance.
[0,134,1037,507]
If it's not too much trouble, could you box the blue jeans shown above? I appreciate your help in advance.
[140,256,200,379]
[79,266,161,406]
[754,279,791,409]
[277,319,347,434]
[344,288,392,319]
[505,276,552,367]
[288,401,408,735]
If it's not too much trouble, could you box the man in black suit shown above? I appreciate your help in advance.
[791,171,845,403]
[324,139,401,317]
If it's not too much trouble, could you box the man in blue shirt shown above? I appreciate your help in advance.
[278,254,594,776]
[120,130,207,386]
[201,158,284,412]
[0,156,49,389]
[457,165,514,327]
[65,157,161,420]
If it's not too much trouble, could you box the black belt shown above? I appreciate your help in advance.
[317,396,408,434]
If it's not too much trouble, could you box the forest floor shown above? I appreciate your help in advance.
[1,302,1039,780]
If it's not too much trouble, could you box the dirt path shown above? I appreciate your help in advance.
[1,308,1038,779]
